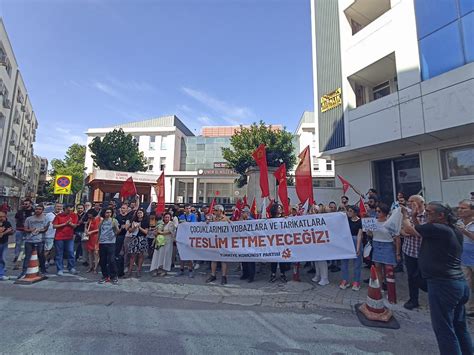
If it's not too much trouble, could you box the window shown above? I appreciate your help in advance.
[441,145,474,179]
[415,0,458,39]
[419,21,465,80]
[149,135,156,150]
[313,160,320,171]
[462,12,474,63]
[196,143,205,151]
[415,0,474,80]
[160,136,167,150]
[326,159,333,171]
[372,80,391,100]
[160,157,166,171]
[147,157,154,171]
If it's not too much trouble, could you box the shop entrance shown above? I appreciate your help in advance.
[373,155,422,205]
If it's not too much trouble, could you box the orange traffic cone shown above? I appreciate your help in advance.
[385,265,397,304]
[292,262,301,282]
[15,247,47,285]
[358,265,393,322]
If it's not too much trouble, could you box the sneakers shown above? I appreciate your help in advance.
[339,280,350,289]
[111,277,119,285]
[16,272,26,280]
[0,276,9,281]
[175,270,184,277]
[311,276,320,283]
[98,277,110,284]
[280,274,287,283]
[69,268,78,275]
[206,275,217,283]
[403,300,419,310]
[221,276,227,285]
[351,282,361,291]
[194,263,200,270]
[269,274,277,283]
[318,279,330,286]
[188,271,194,278]
[57,270,64,276]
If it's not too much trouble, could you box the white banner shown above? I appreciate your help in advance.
[176,212,356,262]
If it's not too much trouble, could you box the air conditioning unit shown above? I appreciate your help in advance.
[0,55,6,66]
[21,105,26,112]
[3,98,11,109]
[9,139,15,145]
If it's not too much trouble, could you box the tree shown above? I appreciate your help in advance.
[222,121,296,187]
[48,143,86,199]
[88,128,148,172]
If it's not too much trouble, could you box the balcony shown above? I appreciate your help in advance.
[347,52,397,108]
[344,0,391,35]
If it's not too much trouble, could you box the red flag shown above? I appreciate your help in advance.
[154,172,165,214]
[208,198,216,216]
[359,197,368,217]
[252,144,270,198]
[120,177,137,198]
[250,197,257,219]
[243,195,248,207]
[337,175,351,195]
[266,198,274,218]
[232,198,242,221]
[295,146,314,205]
[273,164,289,216]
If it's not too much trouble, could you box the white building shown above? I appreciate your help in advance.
[294,111,335,187]
[311,0,474,205]
[0,19,39,207]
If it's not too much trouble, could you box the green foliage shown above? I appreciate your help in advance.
[222,121,296,187]
[49,143,86,197]
[88,128,148,172]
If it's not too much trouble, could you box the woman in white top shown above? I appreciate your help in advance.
[367,203,401,302]
[150,213,176,276]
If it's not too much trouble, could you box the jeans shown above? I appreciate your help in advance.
[99,243,117,279]
[242,262,255,280]
[0,242,7,276]
[54,239,75,272]
[15,231,25,258]
[23,242,46,273]
[341,236,362,283]
[427,278,473,355]
[405,253,421,304]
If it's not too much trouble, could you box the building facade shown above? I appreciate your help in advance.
[0,19,39,208]
[311,0,474,205]
[294,111,335,188]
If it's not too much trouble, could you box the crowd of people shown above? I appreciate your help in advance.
[0,191,473,354]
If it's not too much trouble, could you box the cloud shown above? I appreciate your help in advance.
[181,87,255,124]
[94,81,122,99]
[197,116,214,125]
[34,124,88,161]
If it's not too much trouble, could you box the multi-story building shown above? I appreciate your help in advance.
[0,19,39,208]
[36,157,49,199]
[294,111,335,188]
[311,0,473,205]
[85,118,290,205]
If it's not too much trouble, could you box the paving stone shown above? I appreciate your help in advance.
[185,294,223,304]
[222,296,262,306]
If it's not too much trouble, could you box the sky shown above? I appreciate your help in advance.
[0,0,314,163]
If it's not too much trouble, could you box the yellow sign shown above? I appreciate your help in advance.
[54,175,72,195]
[320,88,342,113]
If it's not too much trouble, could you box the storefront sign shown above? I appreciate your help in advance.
[321,88,342,113]
[213,162,229,168]
[202,169,235,176]
[176,212,355,262]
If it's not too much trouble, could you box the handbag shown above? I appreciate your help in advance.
[363,241,372,258]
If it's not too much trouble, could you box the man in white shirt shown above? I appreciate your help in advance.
[44,203,62,267]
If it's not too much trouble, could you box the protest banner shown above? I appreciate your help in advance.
[176,212,355,262]
[362,217,378,232]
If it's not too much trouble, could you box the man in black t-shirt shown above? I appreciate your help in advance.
[115,203,132,276]
[406,202,472,355]
[0,211,14,280]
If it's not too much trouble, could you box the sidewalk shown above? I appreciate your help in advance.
[2,251,431,323]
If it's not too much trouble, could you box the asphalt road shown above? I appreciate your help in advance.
[0,279,439,355]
